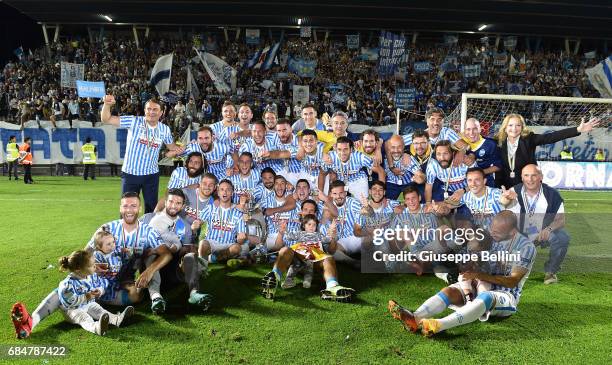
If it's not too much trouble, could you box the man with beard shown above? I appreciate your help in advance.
[448,167,517,229]
[101,96,184,213]
[167,152,207,189]
[169,126,235,182]
[239,121,278,173]
[260,176,301,251]
[425,140,473,206]
[356,181,400,239]
[267,119,302,186]
[386,108,468,172]
[229,152,261,204]
[10,193,166,338]
[296,129,327,192]
[141,189,213,312]
[263,109,278,136]
[320,180,364,265]
[291,103,326,132]
[405,130,433,201]
[384,135,422,200]
[462,118,501,187]
[198,180,248,265]
[388,211,535,337]
[320,136,385,200]
[355,129,383,167]
[156,173,217,225]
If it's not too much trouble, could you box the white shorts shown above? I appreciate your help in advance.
[346,177,369,200]
[449,282,517,320]
[338,235,363,255]
[206,240,236,254]
[265,233,279,250]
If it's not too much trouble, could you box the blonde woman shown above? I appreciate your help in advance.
[494,113,599,187]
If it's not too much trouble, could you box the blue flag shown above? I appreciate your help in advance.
[76,80,106,98]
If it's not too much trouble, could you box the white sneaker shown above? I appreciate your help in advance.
[282,265,298,289]
[113,306,134,327]
[303,261,313,289]
[95,313,109,336]
[543,273,558,285]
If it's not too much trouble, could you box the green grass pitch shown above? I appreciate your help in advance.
[0,177,611,364]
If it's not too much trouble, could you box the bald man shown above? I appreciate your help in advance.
[383,135,422,199]
[507,164,569,285]
[462,118,501,187]
[388,210,536,336]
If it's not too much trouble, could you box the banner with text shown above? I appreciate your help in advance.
[378,31,406,77]
[60,62,85,89]
[76,80,105,98]
[539,161,612,190]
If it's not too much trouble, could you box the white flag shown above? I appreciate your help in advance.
[194,47,236,94]
[149,53,173,96]
[509,55,517,74]
[186,65,199,99]
[585,57,612,98]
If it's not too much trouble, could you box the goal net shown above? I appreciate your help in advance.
[444,93,612,140]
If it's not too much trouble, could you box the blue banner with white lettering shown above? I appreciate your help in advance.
[378,31,406,77]
[395,88,416,109]
[76,80,106,98]
[0,121,122,164]
[414,61,432,73]
[288,57,317,78]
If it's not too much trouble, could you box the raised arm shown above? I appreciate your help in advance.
[100,95,120,127]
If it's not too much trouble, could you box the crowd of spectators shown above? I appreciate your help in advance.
[0,32,604,136]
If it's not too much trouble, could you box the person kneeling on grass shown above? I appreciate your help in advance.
[11,250,134,338]
[261,214,355,302]
[387,211,536,337]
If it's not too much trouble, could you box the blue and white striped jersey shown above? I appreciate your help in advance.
[270,134,301,173]
[460,186,504,228]
[183,140,233,181]
[392,205,440,250]
[402,127,460,147]
[325,151,373,183]
[229,171,261,204]
[87,220,163,265]
[198,204,247,245]
[360,199,400,229]
[58,273,109,310]
[321,196,362,239]
[93,250,122,281]
[384,154,421,185]
[239,136,280,173]
[260,194,301,234]
[168,167,202,189]
[300,143,327,181]
[425,158,469,193]
[93,250,122,302]
[210,121,239,140]
[488,233,536,303]
[119,116,173,175]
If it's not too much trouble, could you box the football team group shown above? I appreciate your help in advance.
[10,95,599,338]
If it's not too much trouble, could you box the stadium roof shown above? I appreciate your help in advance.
[4,0,612,39]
